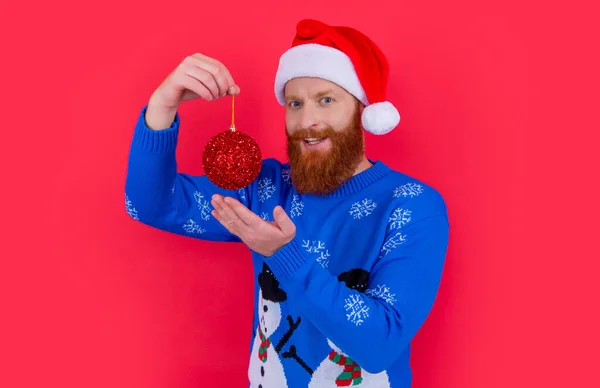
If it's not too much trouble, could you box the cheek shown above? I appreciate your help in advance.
[285,116,298,134]
[324,110,348,129]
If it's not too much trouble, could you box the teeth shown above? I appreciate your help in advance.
[305,140,321,145]
[303,137,326,146]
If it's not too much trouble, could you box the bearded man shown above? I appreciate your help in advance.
[125,19,450,388]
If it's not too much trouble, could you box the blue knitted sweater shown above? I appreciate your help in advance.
[125,106,450,388]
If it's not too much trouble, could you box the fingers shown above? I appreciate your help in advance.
[212,195,260,227]
[211,195,296,251]
[226,196,271,229]
[211,195,251,236]
[181,57,220,100]
[211,208,236,232]
[273,206,296,238]
[228,84,240,95]
[189,54,238,98]
[178,71,214,101]
[202,55,239,96]
[182,66,220,100]
[217,197,242,223]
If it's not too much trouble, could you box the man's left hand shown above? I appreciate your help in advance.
[210,194,296,257]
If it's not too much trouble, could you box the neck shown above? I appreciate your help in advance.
[353,156,373,176]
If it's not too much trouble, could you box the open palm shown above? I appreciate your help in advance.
[210,194,296,257]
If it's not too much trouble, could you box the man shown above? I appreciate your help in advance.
[125,18,449,388]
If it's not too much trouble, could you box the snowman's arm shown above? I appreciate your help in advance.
[265,208,449,373]
[124,105,272,242]
[275,316,301,353]
[282,345,313,375]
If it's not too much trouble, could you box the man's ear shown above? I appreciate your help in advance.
[356,97,365,112]
[358,100,366,132]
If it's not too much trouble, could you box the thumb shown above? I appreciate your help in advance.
[273,206,296,238]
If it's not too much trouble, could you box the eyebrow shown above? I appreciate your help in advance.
[314,89,335,99]
[286,89,336,102]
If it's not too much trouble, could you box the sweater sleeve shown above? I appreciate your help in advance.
[265,196,449,373]
[124,105,252,242]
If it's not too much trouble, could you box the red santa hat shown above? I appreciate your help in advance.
[274,19,400,135]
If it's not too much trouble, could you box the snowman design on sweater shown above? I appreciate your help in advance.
[283,269,391,388]
[249,263,301,388]
[311,338,390,388]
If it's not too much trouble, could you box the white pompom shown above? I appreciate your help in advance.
[361,101,401,135]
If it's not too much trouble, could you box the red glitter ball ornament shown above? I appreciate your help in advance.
[202,95,262,190]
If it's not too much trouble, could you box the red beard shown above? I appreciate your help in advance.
[286,108,364,196]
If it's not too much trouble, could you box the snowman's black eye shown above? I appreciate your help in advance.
[263,305,268,312]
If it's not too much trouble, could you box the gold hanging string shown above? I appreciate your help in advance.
[230,94,236,132]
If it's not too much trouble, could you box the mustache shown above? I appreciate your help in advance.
[287,127,338,142]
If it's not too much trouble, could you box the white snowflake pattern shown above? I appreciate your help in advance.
[379,232,407,258]
[302,240,331,268]
[303,240,325,253]
[258,178,276,203]
[282,168,291,184]
[393,183,424,198]
[261,212,270,221]
[349,198,377,219]
[344,294,370,326]
[193,191,212,221]
[290,195,304,218]
[183,219,205,235]
[389,208,412,230]
[125,194,139,220]
[365,285,397,306]
[316,252,331,268]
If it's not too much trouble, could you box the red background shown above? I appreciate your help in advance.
[2,1,599,387]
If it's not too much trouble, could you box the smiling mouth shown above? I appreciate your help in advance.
[304,137,327,145]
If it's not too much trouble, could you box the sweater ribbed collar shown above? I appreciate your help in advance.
[296,159,392,199]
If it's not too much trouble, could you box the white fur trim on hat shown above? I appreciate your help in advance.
[274,43,368,106]
[361,101,401,135]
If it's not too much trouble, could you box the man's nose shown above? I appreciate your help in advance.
[299,103,319,130]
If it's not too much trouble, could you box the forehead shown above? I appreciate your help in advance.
[284,77,348,97]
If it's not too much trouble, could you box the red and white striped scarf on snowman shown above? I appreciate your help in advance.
[257,326,271,363]
[328,349,363,386]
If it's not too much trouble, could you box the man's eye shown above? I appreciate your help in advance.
[322,97,333,103]
[289,101,301,107]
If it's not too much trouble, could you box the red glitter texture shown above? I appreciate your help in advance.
[202,130,262,190]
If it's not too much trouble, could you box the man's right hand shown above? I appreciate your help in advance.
[145,53,240,130]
